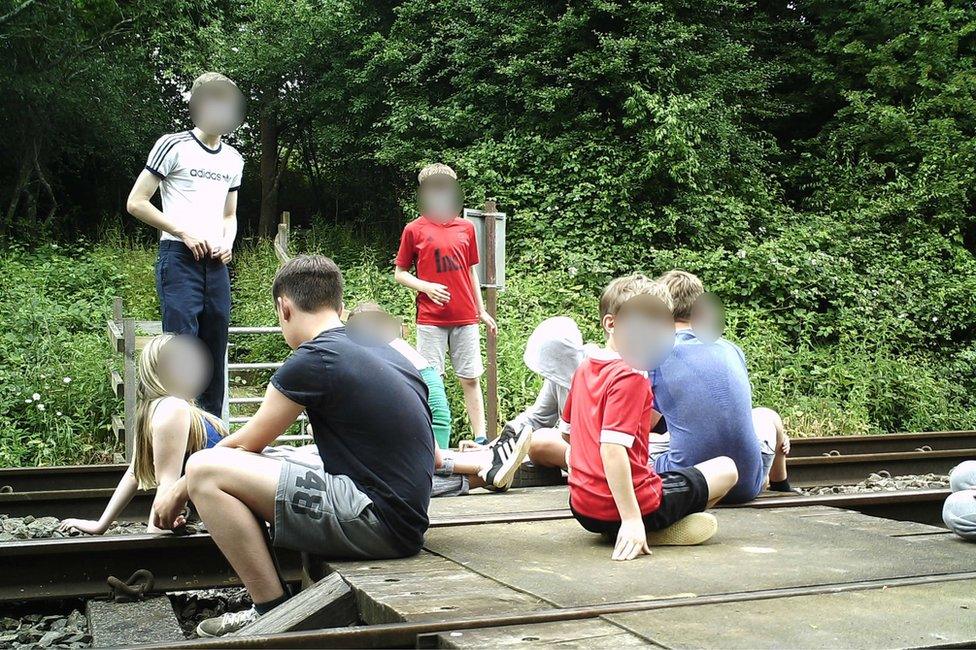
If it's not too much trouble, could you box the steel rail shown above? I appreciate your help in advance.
[0,532,302,603]
[790,430,976,457]
[0,463,127,492]
[787,448,974,486]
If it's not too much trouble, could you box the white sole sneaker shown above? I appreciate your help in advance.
[646,512,718,546]
[195,607,259,637]
[482,426,533,490]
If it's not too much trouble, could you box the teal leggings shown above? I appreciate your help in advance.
[421,366,452,449]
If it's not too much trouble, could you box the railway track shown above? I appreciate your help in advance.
[788,429,976,456]
[3,431,972,519]
[2,429,973,493]
[0,531,303,603]
[0,488,950,604]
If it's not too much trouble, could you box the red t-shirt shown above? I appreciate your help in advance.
[395,216,480,326]
[560,354,663,521]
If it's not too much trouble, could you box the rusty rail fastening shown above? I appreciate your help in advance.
[108,569,155,602]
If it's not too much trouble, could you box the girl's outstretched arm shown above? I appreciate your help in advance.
[58,465,139,535]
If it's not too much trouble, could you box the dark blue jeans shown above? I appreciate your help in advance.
[155,240,231,418]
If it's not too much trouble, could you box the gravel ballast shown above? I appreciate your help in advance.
[801,471,950,496]
[0,608,90,649]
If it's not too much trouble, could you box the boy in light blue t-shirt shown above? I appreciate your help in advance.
[650,271,791,504]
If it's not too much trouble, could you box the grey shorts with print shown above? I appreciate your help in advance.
[270,447,403,560]
[416,323,484,378]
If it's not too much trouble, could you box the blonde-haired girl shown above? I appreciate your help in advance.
[60,334,226,534]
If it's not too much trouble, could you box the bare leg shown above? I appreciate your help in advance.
[527,428,569,470]
[693,456,738,508]
[446,449,491,476]
[753,407,788,483]
[459,376,486,440]
[185,448,284,604]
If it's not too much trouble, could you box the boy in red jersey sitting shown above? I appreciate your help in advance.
[561,274,738,561]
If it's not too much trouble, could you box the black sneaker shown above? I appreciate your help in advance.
[479,423,533,490]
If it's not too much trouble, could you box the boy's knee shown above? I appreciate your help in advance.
[185,447,229,495]
[528,436,553,458]
[459,376,480,389]
[716,455,738,485]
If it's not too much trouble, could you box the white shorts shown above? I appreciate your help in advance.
[649,431,776,478]
[416,323,484,379]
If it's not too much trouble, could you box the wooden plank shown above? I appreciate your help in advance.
[111,415,125,442]
[604,579,976,650]
[233,573,357,636]
[123,318,137,461]
[108,319,163,353]
[106,319,124,354]
[483,198,498,440]
[427,618,652,648]
[274,211,291,264]
[785,506,947,537]
[325,551,552,625]
[111,371,123,398]
[87,597,183,648]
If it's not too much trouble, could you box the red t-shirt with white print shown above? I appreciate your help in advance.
[395,215,480,326]
[560,353,663,521]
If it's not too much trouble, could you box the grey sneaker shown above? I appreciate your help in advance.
[195,606,259,637]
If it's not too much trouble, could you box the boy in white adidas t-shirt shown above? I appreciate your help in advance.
[126,72,245,418]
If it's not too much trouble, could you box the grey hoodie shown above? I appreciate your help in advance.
[512,317,587,431]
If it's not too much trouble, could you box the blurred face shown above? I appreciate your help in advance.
[347,310,401,346]
[157,336,212,399]
[690,292,725,343]
[608,294,675,372]
[189,80,245,136]
[418,176,462,223]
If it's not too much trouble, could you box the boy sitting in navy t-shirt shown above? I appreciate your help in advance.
[151,255,435,637]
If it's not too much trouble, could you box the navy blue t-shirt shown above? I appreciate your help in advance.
[270,326,434,554]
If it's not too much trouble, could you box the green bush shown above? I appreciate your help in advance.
[5,217,976,468]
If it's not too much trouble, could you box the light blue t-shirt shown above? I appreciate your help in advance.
[651,329,764,503]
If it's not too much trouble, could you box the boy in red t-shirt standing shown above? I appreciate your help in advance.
[395,164,497,441]
[561,274,738,561]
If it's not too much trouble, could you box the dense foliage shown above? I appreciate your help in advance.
[2,1,976,465]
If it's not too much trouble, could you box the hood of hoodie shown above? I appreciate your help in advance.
[523,316,585,389]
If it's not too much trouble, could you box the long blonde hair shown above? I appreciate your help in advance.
[132,334,227,489]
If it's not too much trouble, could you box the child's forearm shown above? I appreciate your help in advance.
[222,213,238,249]
[96,467,140,530]
[128,198,183,239]
[601,443,642,521]
[156,475,189,510]
[395,267,427,293]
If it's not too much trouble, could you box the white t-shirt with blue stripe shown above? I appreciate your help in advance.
[145,131,243,243]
